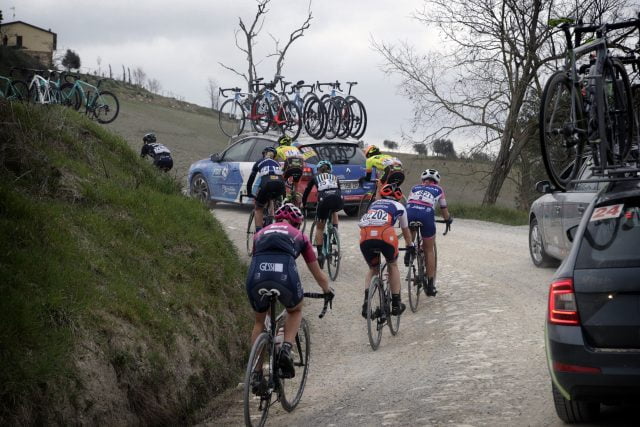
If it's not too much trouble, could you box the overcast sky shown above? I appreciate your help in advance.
[3,0,445,150]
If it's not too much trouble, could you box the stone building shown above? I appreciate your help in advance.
[1,21,57,66]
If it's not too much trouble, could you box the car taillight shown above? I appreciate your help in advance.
[552,361,600,374]
[303,166,313,177]
[548,278,580,325]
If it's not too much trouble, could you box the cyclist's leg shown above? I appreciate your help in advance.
[359,235,382,317]
[380,227,401,295]
[315,198,330,247]
[421,207,437,279]
[246,260,271,345]
[279,256,305,377]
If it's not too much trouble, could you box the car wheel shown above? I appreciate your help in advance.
[190,173,214,207]
[529,217,556,267]
[343,206,359,217]
[551,382,599,423]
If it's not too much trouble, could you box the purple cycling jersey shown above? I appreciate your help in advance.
[253,221,316,263]
[406,184,447,208]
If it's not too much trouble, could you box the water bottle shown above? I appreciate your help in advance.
[274,327,284,352]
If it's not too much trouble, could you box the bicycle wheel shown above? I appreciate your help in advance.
[384,263,400,335]
[280,317,310,412]
[323,98,340,140]
[59,83,80,110]
[366,276,384,351]
[243,332,274,427]
[406,240,421,313]
[250,94,271,133]
[218,99,246,138]
[327,226,340,281]
[10,80,28,101]
[302,96,327,139]
[601,59,634,164]
[357,192,375,218]
[308,220,317,246]
[246,210,256,256]
[346,96,367,139]
[539,71,585,190]
[92,90,120,124]
[335,98,353,139]
[280,100,302,140]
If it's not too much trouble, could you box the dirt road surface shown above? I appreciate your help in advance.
[198,205,557,426]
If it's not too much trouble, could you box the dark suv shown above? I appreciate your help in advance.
[545,177,640,423]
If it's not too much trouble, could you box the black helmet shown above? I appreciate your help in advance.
[262,146,277,157]
[143,133,156,144]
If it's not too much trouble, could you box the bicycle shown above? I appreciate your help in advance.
[285,80,327,139]
[357,180,405,219]
[405,219,451,312]
[250,76,302,140]
[243,193,283,256]
[218,86,255,138]
[316,81,367,139]
[59,76,120,124]
[540,17,639,190]
[308,216,341,281]
[365,249,402,350]
[0,71,28,101]
[243,287,332,427]
[25,69,60,105]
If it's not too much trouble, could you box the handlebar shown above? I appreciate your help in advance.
[316,80,342,92]
[219,87,243,98]
[303,290,334,319]
[435,218,452,235]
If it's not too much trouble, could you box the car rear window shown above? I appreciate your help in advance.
[299,144,365,165]
[576,197,640,268]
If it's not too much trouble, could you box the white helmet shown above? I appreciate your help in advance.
[421,169,440,183]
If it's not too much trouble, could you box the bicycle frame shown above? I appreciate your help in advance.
[28,73,56,104]
[0,76,21,99]
[66,79,102,111]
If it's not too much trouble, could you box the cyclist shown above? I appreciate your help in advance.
[275,135,305,206]
[404,169,452,296]
[246,146,285,232]
[360,145,405,197]
[247,203,334,390]
[301,160,344,268]
[359,184,415,318]
[140,133,173,172]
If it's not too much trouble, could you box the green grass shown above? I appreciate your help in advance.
[0,101,251,424]
[445,202,528,226]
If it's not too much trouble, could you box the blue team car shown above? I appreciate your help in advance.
[187,134,372,213]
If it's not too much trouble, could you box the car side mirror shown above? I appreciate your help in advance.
[211,153,222,162]
[566,225,578,243]
[535,180,554,194]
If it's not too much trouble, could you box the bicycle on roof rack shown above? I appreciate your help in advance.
[249,76,303,140]
[540,15,640,190]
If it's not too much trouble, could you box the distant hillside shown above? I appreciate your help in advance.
[0,101,251,424]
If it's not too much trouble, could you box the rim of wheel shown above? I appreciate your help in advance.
[530,223,544,263]
[191,176,209,201]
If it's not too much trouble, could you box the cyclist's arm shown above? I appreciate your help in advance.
[246,162,260,195]
[301,177,316,206]
[364,157,375,181]
[397,207,413,247]
[441,206,451,222]
[275,147,286,162]
[140,145,149,158]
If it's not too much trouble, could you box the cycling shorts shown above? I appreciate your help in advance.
[256,176,286,208]
[380,165,405,186]
[316,193,343,221]
[154,155,173,172]
[283,157,304,182]
[246,253,304,312]
[359,226,399,267]
[406,204,436,239]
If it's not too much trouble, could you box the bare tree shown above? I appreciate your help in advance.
[383,139,399,150]
[132,66,147,87]
[207,78,221,109]
[220,0,313,92]
[147,78,162,94]
[374,0,632,205]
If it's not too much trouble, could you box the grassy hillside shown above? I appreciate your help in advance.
[0,101,252,424]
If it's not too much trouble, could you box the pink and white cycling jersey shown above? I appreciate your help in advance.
[358,199,408,229]
[406,184,447,208]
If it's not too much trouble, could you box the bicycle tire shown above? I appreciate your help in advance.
[366,276,384,350]
[327,226,340,281]
[10,80,29,101]
[335,97,353,139]
[407,233,421,312]
[280,317,310,411]
[218,99,246,138]
[28,83,41,104]
[346,96,367,139]
[280,100,302,140]
[92,90,120,124]
[302,96,327,139]
[246,210,256,256]
[308,220,317,246]
[323,98,340,140]
[243,332,273,427]
[249,94,269,133]
[59,83,81,110]
[384,263,400,335]
[539,71,585,190]
[601,58,634,163]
